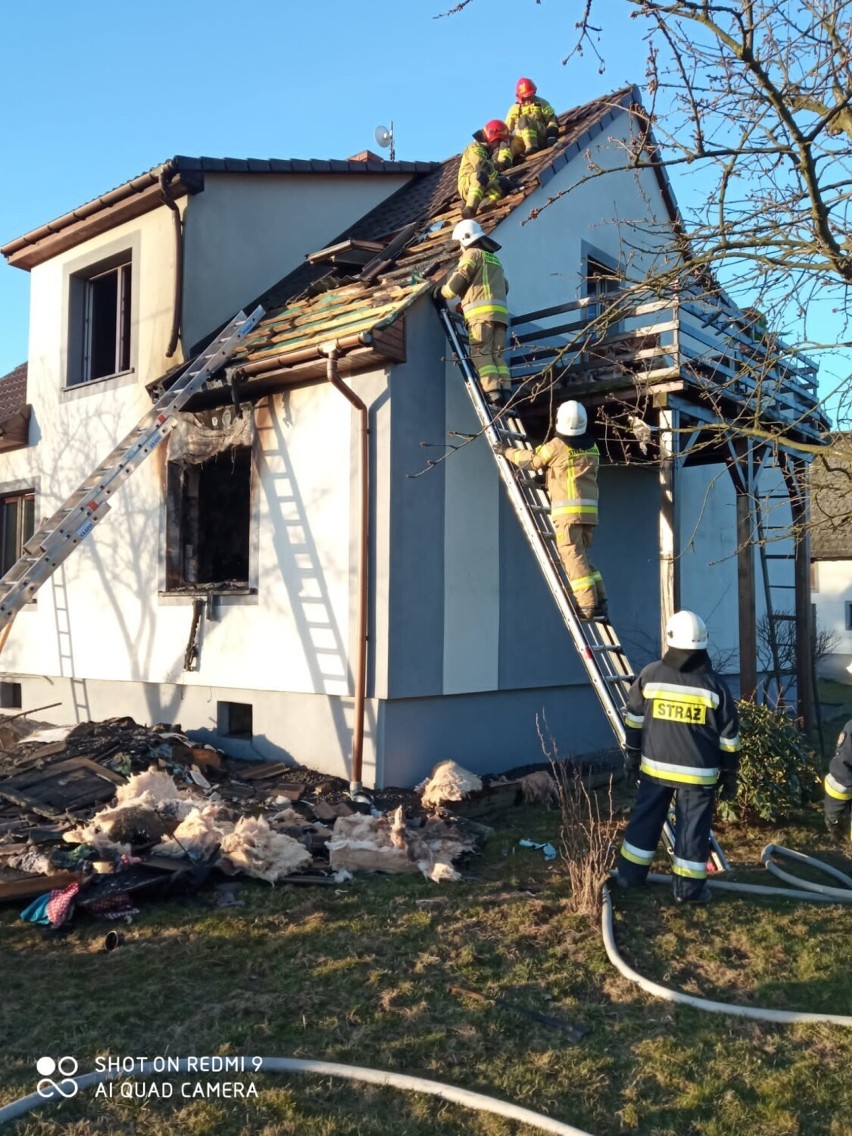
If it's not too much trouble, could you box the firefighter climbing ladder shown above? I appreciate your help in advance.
[437,303,729,873]
[0,305,265,633]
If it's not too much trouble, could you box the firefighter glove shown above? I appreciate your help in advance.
[498,176,513,195]
[491,440,511,457]
[476,168,490,187]
[432,285,446,303]
[717,769,738,802]
[623,748,641,777]
[546,133,558,147]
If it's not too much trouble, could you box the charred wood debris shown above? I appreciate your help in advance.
[0,713,559,929]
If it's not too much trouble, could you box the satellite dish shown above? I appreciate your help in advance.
[374,122,396,161]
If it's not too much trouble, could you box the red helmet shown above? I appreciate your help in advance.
[516,77,537,100]
[482,119,510,144]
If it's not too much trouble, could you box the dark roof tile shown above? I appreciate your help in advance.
[0,363,28,421]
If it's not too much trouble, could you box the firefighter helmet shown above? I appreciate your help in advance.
[665,610,708,651]
[452,219,485,248]
[516,77,537,100]
[482,119,510,145]
[555,400,588,437]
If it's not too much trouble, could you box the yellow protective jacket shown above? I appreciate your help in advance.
[458,139,498,195]
[506,435,599,523]
[441,247,509,325]
[505,96,558,138]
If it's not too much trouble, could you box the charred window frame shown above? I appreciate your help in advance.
[0,489,35,576]
[165,447,253,592]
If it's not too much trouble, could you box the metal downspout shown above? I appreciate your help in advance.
[158,168,184,359]
[320,344,369,795]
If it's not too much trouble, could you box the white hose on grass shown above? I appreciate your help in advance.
[0,1057,596,1135]
[603,845,852,1026]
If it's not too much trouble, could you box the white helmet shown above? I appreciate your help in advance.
[452,219,485,248]
[556,400,588,437]
[665,610,708,651]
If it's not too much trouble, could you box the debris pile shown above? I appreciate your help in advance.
[0,717,510,924]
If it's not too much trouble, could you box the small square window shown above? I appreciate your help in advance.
[0,490,35,575]
[217,701,253,738]
[0,682,22,709]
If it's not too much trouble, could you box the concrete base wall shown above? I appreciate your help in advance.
[6,672,617,789]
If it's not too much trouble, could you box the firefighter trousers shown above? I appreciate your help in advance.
[467,320,510,394]
[618,778,715,900]
[459,175,504,214]
[553,519,606,614]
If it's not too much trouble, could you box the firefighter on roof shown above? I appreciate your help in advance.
[616,610,741,904]
[497,77,559,166]
[496,400,607,618]
[458,121,513,219]
[824,694,852,842]
[438,219,511,408]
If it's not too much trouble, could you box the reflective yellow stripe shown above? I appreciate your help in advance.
[825,773,852,801]
[568,574,598,591]
[719,735,741,752]
[643,683,720,709]
[624,713,644,728]
[553,505,598,517]
[620,839,655,865]
[672,857,707,879]
[640,757,718,785]
[464,302,509,320]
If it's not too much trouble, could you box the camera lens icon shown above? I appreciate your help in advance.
[36,1056,79,1099]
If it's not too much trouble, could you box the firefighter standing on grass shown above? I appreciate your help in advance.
[824,688,852,842]
[495,400,607,619]
[458,121,513,219]
[437,219,511,409]
[616,610,741,904]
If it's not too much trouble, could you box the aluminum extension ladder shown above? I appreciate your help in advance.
[437,303,728,873]
[0,305,264,632]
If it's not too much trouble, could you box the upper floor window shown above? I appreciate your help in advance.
[0,490,35,576]
[67,251,133,386]
[586,255,621,303]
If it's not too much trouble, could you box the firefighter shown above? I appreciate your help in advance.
[824,709,852,842]
[497,77,559,166]
[495,400,607,618]
[458,121,513,219]
[616,610,741,903]
[437,219,511,408]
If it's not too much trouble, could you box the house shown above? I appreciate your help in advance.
[810,436,852,682]
[0,88,829,787]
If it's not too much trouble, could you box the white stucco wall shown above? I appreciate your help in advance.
[813,559,852,680]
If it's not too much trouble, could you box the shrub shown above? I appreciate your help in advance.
[718,701,822,823]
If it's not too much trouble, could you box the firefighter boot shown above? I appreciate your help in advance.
[674,884,712,905]
[825,815,847,843]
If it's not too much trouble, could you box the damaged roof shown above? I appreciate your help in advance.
[0,362,31,452]
[222,88,639,391]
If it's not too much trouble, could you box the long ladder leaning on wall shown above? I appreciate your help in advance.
[0,305,265,640]
[436,302,728,873]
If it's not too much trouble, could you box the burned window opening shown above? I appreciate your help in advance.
[166,447,252,592]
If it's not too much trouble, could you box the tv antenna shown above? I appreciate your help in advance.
[374,122,395,162]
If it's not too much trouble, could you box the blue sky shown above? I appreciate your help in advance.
[1,0,845,415]
[0,0,647,377]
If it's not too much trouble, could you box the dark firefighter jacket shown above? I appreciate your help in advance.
[825,719,852,804]
[624,648,741,787]
[441,247,509,325]
[504,433,599,523]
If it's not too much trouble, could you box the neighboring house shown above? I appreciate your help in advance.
[810,436,852,681]
[0,88,828,786]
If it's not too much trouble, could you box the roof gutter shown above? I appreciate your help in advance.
[319,342,369,797]
[237,331,373,378]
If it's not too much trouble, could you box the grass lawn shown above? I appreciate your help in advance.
[1,789,851,1136]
